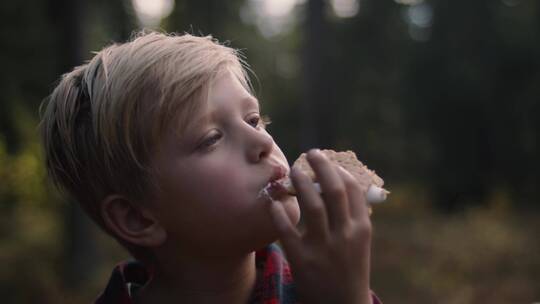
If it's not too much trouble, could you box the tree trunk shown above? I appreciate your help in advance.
[301,0,333,149]
[48,0,99,289]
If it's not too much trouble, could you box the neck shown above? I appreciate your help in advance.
[135,249,258,304]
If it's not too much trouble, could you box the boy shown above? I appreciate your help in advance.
[40,31,381,304]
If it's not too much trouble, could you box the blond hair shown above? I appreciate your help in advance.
[40,31,252,234]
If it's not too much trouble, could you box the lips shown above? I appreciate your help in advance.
[266,180,289,198]
[258,164,290,201]
[269,164,287,183]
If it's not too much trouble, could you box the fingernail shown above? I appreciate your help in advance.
[308,148,320,155]
[307,149,324,164]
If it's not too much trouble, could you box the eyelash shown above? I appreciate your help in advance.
[199,132,222,150]
[249,114,272,129]
[197,114,272,151]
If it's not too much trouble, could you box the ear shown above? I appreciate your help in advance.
[101,195,167,248]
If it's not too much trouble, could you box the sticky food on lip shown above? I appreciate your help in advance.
[257,179,288,202]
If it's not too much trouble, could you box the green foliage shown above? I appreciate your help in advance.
[0,111,64,303]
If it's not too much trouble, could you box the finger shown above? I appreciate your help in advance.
[336,166,367,220]
[290,166,330,240]
[306,149,348,231]
[267,199,303,257]
[332,166,355,223]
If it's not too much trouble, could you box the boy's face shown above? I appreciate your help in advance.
[150,69,300,256]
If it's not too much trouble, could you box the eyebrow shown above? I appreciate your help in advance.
[184,95,260,135]
[242,95,260,108]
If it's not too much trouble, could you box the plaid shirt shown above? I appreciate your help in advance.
[94,243,382,304]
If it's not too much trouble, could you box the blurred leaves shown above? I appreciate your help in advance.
[0,110,65,303]
[372,189,540,303]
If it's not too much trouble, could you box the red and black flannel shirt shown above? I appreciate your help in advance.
[94,243,382,304]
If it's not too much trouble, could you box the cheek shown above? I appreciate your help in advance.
[190,164,251,206]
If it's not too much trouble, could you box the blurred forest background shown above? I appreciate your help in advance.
[1,0,539,303]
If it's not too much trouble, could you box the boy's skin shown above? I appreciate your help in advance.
[101,69,373,304]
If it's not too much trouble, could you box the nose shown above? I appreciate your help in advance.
[247,128,274,163]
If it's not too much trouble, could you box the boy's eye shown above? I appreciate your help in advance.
[247,114,272,129]
[198,132,222,150]
[248,116,260,127]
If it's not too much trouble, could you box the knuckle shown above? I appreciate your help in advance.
[342,173,357,189]
[356,220,373,238]
[326,185,346,199]
[338,222,355,240]
[342,170,358,187]
[305,201,325,215]
[280,221,295,234]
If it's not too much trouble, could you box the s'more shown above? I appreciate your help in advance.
[278,150,389,204]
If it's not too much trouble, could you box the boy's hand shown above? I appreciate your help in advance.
[269,149,373,304]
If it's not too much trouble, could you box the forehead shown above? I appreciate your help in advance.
[170,70,259,137]
[193,74,259,125]
[208,70,258,108]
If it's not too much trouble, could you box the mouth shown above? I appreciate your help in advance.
[258,165,290,201]
[269,164,287,183]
